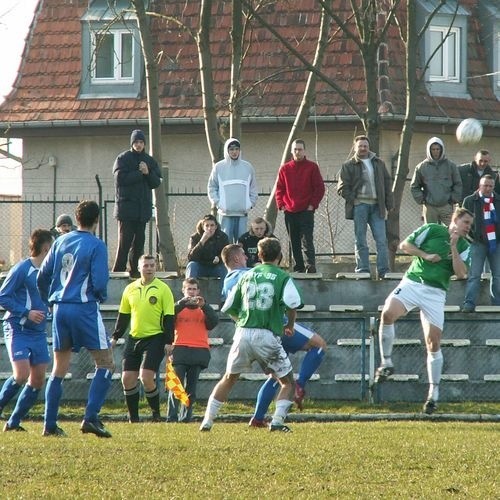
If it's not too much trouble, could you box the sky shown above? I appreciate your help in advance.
[0,0,38,195]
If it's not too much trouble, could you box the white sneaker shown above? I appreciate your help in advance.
[199,420,213,432]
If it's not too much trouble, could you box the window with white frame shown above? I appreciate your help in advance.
[92,30,134,82]
[428,27,460,82]
[497,30,500,89]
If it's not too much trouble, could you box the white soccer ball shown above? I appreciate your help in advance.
[456,118,483,145]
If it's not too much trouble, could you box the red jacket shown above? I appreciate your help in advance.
[275,157,325,212]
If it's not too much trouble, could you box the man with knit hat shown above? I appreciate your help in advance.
[51,214,75,239]
[112,129,162,278]
[207,138,258,243]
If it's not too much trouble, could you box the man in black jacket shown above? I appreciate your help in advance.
[112,130,162,277]
[458,150,498,203]
[462,174,500,312]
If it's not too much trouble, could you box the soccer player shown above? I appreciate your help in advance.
[221,243,326,425]
[200,238,302,432]
[112,254,175,423]
[375,207,473,414]
[0,229,53,431]
[38,200,114,437]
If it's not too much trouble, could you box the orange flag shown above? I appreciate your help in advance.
[165,362,190,407]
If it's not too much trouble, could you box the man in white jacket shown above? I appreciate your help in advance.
[207,138,258,243]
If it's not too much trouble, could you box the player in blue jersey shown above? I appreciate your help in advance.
[221,244,326,426]
[0,229,53,431]
[200,238,303,433]
[38,200,114,437]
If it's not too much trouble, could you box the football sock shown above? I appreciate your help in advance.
[379,323,395,367]
[8,385,39,428]
[297,347,325,388]
[124,385,140,421]
[85,368,112,422]
[271,399,292,426]
[254,378,279,420]
[145,387,160,414]
[202,395,223,423]
[427,350,443,401]
[44,375,64,431]
[0,376,22,407]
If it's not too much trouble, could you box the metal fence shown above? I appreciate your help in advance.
[0,179,423,270]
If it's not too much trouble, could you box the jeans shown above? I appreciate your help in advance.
[185,261,227,280]
[167,364,202,422]
[353,203,389,276]
[284,210,315,271]
[219,215,248,243]
[464,242,500,307]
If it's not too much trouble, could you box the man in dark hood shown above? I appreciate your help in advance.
[112,129,162,278]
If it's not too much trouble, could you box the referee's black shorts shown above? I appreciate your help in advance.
[122,332,166,372]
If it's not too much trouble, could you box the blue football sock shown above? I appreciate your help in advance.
[85,368,112,422]
[9,385,39,428]
[0,376,22,408]
[254,378,279,420]
[297,348,325,388]
[44,376,64,431]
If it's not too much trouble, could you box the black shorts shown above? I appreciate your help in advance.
[122,332,166,372]
[172,346,211,369]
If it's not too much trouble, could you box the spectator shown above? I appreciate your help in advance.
[375,207,472,415]
[207,138,258,243]
[112,129,162,278]
[200,238,302,432]
[275,139,325,273]
[337,135,393,278]
[112,254,175,423]
[167,278,218,423]
[186,214,229,279]
[410,137,462,226]
[238,217,275,267]
[50,214,75,239]
[0,229,53,432]
[458,150,499,202]
[38,200,114,437]
[461,175,500,312]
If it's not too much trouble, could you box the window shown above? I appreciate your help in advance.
[428,27,460,82]
[92,30,134,82]
[80,0,146,99]
[416,0,469,98]
[478,0,500,98]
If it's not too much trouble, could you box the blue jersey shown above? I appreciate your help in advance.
[38,230,109,304]
[0,258,48,334]
[221,268,251,301]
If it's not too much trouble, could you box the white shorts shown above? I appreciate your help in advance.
[386,278,446,330]
[226,327,293,379]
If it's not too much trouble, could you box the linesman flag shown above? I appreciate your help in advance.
[165,362,190,407]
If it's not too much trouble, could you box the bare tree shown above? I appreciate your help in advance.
[131,0,178,271]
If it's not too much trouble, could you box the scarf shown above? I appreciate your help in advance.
[482,195,496,253]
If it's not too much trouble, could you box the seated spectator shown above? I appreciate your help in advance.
[167,278,218,423]
[50,214,76,239]
[238,217,275,267]
[185,214,229,279]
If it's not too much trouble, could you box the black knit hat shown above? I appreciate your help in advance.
[56,214,73,227]
[130,129,146,146]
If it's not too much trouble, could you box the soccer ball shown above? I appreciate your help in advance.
[456,118,483,145]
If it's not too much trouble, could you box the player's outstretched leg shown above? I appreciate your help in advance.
[375,323,395,383]
[249,377,278,427]
[295,347,325,409]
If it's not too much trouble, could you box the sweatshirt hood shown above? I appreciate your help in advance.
[426,137,445,162]
[223,137,243,163]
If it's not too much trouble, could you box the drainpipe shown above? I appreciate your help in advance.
[48,155,57,224]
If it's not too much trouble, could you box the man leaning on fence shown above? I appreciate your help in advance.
[337,135,393,279]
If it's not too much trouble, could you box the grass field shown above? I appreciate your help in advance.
[1,402,499,499]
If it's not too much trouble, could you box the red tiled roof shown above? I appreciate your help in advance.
[1,0,499,127]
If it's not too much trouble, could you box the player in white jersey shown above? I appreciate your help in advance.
[200,238,302,432]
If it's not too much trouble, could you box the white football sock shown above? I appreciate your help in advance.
[271,399,292,426]
[427,350,443,401]
[379,323,395,367]
[202,395,223,424]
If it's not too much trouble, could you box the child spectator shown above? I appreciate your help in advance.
[238,217,275,267]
